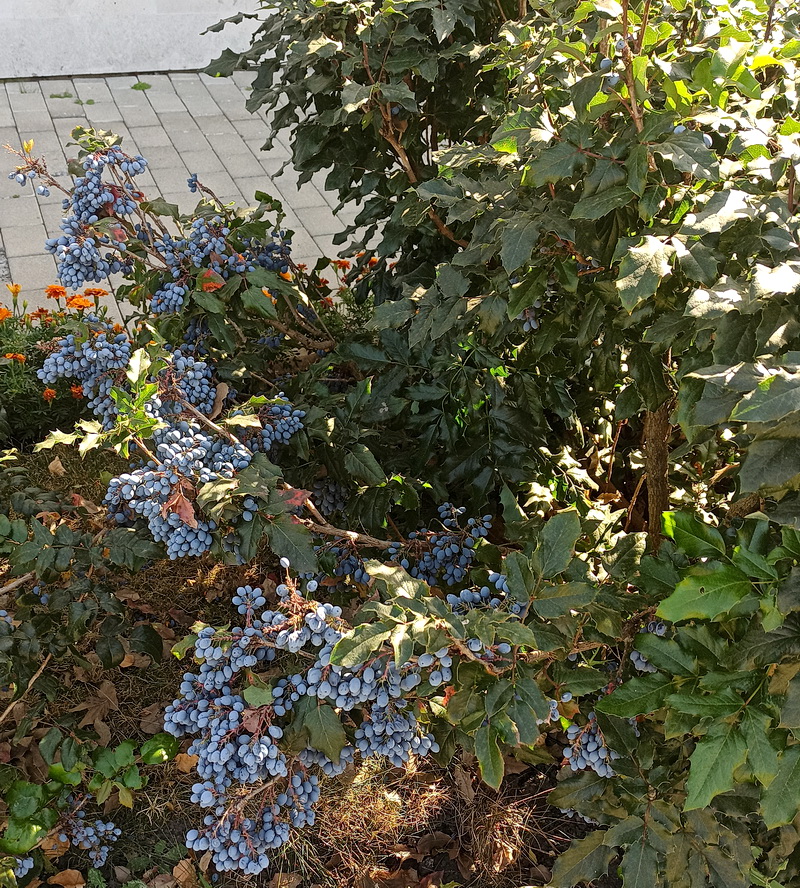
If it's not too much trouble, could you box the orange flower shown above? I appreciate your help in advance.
[70,384,84,399]
[278,271,293,281]
[320,296,334,309]
[42,388,57,402]
[261,287,278,305]
[333,259,351,271]
[45,284,66,300]
[112,323,124,333]
[201,280,224,292]
[368,257,378,267]
[66,294,93,310]
[296,263,308,271]
[318,278,329,286]
[83,288,108,298]
[6,283,21,298]
[28,307,50,321]
[4,352,25,362]
[0,307,11,322]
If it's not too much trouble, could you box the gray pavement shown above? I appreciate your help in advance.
[0,73,352,310]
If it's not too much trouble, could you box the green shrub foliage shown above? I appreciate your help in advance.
[1,0,800,885]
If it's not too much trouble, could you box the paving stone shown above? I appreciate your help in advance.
[118,103,161,127]
[272,178,328,210]
[296,205,348,237]
[1,222,49,258]
[13,109,57,135]
[8,254,58,305]
[0,195,42,227]
[129,126,173,148]
[1,72,343,285]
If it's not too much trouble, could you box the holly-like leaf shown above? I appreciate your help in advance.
[684,722,747,810]
[344,444,385,485]
[615,236,676,312]
[760,745,800,827]
[595,674,674,717]
[501,218,540,272]
[140,733,179,765]
[303,703,347,763]
[264,514,317,573]
[536,508,581,578]
[657,563,751,623]
[549,830,616,888]
[330,622,392,667]
[475,725,504,790]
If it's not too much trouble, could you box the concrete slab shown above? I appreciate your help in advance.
[0,72,351,292]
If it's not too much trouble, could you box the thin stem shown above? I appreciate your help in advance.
[0,571,35,597]
[0,654,53,726]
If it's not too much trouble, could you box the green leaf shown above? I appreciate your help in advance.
[571,185,634,220]
[549,830,617,888]
[522,141,581,186]
[500,218,540,272]
[654,131,719,181]
[264,514,317,573]
[5,782,43,820]
[595,674,674,717]
[130,624,164,662]
[664,688,740,717]
[730,374,800,423]
[634,634,697,676]
[344,444,385,485]
[330,622,391,667]
[242,676,275,708]
[140,733,179,765]
[39,727,61,765]
[760,745,800,828]
[620,840,659,887]
[531,582,596,618]
[240,286,278,319]
[616,236,676,312]
[191,289,225,313]
[536,509,581,578]
[742,708,780,788]
[475,725,503,790]
[303,703,347,764]
[657,563,751,622]
[684,722,747,810]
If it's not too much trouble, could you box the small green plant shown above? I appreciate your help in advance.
[130,82,151,91]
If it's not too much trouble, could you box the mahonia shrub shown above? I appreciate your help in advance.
[3,0,800,885]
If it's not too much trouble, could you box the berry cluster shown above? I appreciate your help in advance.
[564,713,619,778]
[57,806,121,867]
[311,478,349,518]
[385,504,491,586]
[165,572,443,875]
[629,620,667,673]
[38,315,132,428]
[13,857,34,879]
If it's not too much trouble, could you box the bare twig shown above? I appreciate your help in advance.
[0,653,53,727]
[0,571,35,597]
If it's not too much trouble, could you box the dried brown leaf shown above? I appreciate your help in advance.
[47,870,84,888]
[416,832,453,855]
[174,752,199,773]
[267,875,302,888]
[40,833,70,859]
[47,457,66,477]
[453,764,475,804]
[210,383,229,420]
[139,703,164,734]
[172,860,197,888]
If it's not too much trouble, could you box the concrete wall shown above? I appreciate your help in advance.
[0,1,260,79]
